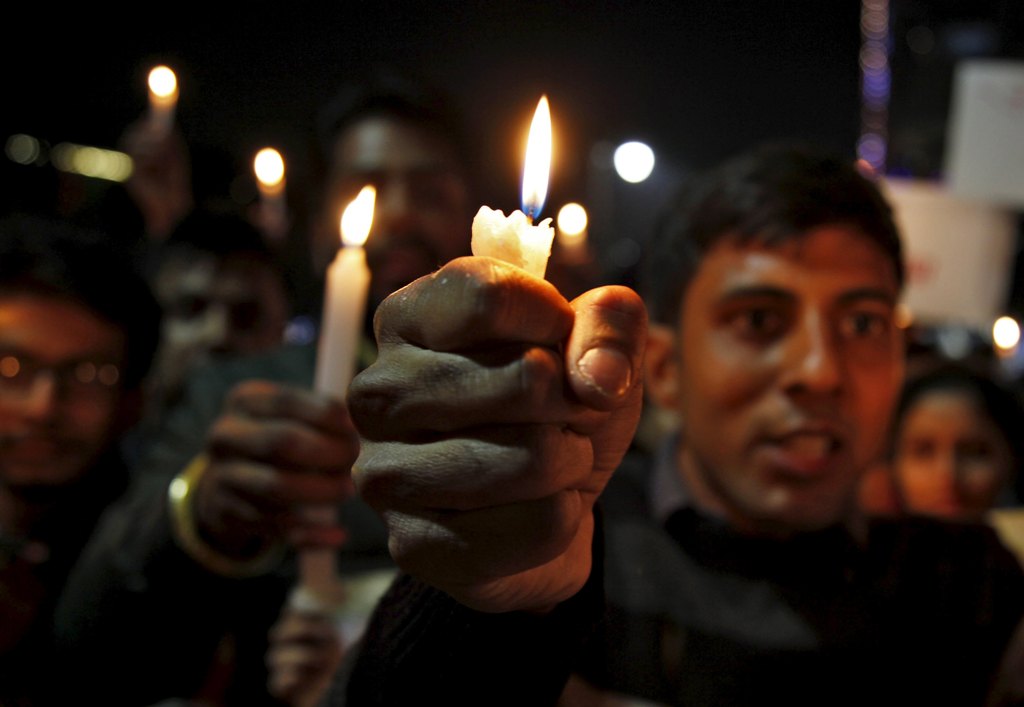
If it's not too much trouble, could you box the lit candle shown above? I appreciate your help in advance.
[253,147,288,243]
[292,185,375,611]
[314,185,375,396]
[556,202,590,264]
[147,65,178,137]
[472,95,555,279]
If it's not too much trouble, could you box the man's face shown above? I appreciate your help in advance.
[670,226,904,535]
[154,252,289,398]
[0,295,126,488]
[318,115,471,307]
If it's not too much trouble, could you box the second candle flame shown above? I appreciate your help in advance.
[254,148,285,189]
[340,186,376,248]
[148,66,178,103]
[521,95,552,221]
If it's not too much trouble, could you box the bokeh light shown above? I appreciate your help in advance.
[858,0,890,173]
[894,302,913,329]
[148,65,178,99]
[557,202,588,239]
[993,316,1021,352]
[50,143,132,182]
[254,147,285,188]
[613,141,655,183]
[5,134,41,165]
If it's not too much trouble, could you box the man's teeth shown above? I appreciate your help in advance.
[782,434,833,458]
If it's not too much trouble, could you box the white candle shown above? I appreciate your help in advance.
[315,185,375,398]
[253,147,288,243]
[296,185,375,612]
[472,95,555,279]
[147,65,178,138]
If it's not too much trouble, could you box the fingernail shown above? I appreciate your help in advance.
[577,347,632,398]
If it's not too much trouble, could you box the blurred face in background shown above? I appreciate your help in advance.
[893,387,1014,521]
[0,295,126,488]
[153,250,290,402]
[316,115,471,308]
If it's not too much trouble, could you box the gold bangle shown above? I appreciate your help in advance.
[167,454,285,578]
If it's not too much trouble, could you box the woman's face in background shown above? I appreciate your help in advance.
[893,387,1014,521]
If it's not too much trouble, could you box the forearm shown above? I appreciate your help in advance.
[332,514,606,707]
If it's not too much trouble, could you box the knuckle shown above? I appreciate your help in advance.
[347,369,402,438]
[206,416,240,453]
[463,270,513,334]
[267,427,307,460]
[225,379,272,407]
[516,347,561,409]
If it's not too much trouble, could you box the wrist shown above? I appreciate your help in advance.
[168,454,285,577]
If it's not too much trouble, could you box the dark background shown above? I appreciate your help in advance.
[2,1,1022,289]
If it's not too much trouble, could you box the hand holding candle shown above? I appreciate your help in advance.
[472,95,555,279]
[343,91,647,617]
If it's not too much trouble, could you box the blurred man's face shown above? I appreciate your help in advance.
[317,115,471,307]
[0,295,126,488]
[154,251,289,400]
[650,226,904,535]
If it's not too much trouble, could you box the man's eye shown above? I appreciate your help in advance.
[904,438,937,460]
[842,311,889,338]
[729,308,785,339]
[229,302,261,330]
[958,440,994,462]
[170,296,210,320]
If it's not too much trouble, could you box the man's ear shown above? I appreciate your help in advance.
[645,322,680,411]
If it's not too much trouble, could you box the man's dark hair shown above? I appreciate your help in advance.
[0,214,161,390]
[642,143,904,325]
[153,208,295,306]
[164,208,273,257]
[311,65,473,188]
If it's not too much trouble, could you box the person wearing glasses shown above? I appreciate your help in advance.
[50,69,475,707]
[0,213,160,704]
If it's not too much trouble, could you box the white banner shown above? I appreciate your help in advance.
[945,59,1024,208]
[881,177,1016,332]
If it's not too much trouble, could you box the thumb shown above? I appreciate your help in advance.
[565,285,648,410]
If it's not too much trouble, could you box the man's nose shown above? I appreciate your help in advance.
[782,312,843,396]
[198,305,231,354]
[18,373,59,421]
[372,179,417,237]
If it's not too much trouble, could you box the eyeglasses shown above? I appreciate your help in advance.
[0,352,121,401]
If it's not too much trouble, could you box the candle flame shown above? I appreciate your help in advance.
[148,66,178,100]
[340,185,376,248]
[254,148,285,188]
[521,95,552,221]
